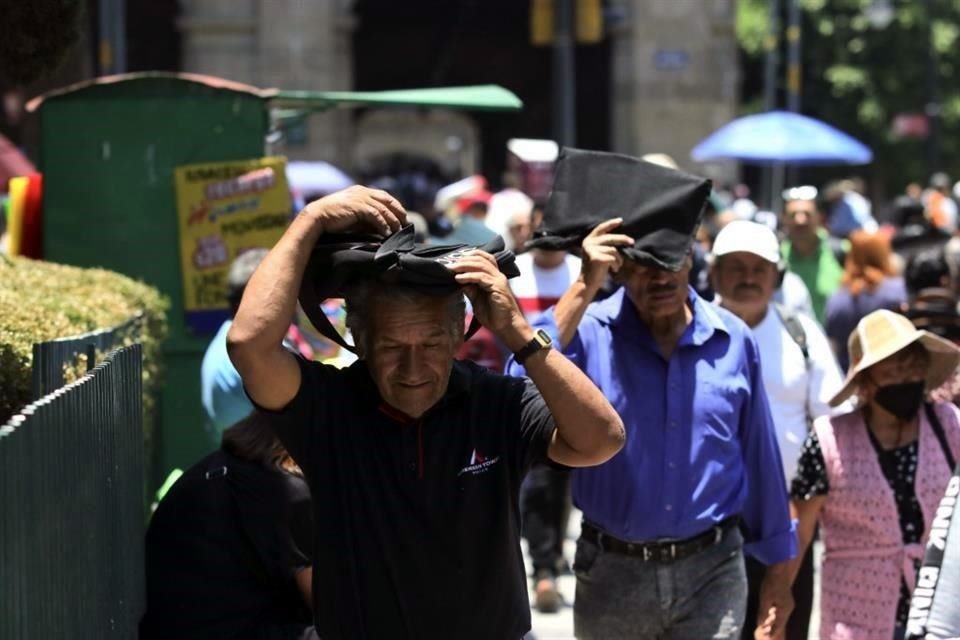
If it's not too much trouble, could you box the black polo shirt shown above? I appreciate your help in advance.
[259,356,556,640]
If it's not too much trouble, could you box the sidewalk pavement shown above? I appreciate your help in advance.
[523,517,579,640]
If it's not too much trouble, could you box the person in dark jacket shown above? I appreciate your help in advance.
[140,413,315,640]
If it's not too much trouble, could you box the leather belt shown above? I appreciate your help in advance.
[580,517,739,562]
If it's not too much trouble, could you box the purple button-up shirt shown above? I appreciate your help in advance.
[507,287,797,564]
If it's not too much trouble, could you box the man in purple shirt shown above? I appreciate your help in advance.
[510,149,797,639]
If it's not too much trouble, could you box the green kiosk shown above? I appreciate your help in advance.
[28,72,522,491]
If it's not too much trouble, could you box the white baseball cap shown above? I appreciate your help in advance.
[782,185,818,202]
[711,220,781,264]
[640,152,679,169]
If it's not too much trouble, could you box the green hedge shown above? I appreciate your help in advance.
[0,255,168,437]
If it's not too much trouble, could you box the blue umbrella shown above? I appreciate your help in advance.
[286,161,354,196]
[691,111,873,165]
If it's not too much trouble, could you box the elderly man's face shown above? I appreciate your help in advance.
[712,252,778,319]
[363,296,461,418]
[618,255,692,320]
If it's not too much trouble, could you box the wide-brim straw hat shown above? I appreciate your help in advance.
[830,309,960,407]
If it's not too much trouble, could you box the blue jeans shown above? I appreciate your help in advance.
[573,526,747,639]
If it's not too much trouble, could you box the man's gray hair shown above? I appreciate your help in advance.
[343,281,466,351]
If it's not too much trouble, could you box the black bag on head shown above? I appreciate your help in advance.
[527,147,712,272]
[298,224,520,353]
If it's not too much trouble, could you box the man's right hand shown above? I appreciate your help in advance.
[579,218,635,291]
[302,185,406,236]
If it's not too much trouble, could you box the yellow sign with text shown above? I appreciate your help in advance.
[174,156,291,334]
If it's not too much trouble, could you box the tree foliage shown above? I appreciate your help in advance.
[0,0,84,86]
[736,0,960,192]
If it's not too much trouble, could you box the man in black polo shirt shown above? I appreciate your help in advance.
[227,185,625,640]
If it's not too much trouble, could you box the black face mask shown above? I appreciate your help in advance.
[872,381,926,420]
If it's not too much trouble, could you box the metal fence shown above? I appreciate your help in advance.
[0,344,145,639]
[31,313,144,400]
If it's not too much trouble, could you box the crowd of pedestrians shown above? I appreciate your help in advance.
[139,145,960,640]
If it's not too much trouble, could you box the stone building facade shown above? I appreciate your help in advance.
[177,0,739,184]
[609,0,739,183]
[179,0,356,168]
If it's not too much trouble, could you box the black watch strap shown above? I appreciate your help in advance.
[514,329,553,365]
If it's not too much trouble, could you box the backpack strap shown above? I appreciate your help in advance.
[299,276,359,354]
[924,402,958,471]
[773,303,813,425]
[773,303,810,367]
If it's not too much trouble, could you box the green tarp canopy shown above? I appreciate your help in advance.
[27,74,523,123]
[269,84,523,113]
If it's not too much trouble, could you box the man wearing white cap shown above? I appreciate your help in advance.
[486,188,534,252]
[710,220,844,640]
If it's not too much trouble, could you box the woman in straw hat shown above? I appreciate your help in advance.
[780,309,960,640]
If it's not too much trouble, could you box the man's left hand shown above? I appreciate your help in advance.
[754,566,794,640]
[449,251,530,351]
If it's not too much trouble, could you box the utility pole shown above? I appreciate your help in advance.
[763,0,782,208]
[98,0,126,75]
[785,0,801,113]
[763,0,781,112]
[784,0,801,188]
[552,0,577,147]
[923,0,942,177]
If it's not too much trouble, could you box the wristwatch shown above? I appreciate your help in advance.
[514,329,553,365]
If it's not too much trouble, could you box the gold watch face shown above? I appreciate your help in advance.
[534,329,552,348]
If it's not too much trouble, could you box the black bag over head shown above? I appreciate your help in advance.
[298,224,520,353]
[527,147,712,272]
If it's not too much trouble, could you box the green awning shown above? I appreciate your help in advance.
[269,85,523,113]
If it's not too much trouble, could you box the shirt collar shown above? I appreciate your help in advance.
[687,287,731,346]
[589,287,630,326]
[602,286,730,346]
[783,228,830,261]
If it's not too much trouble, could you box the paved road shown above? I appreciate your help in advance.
[523,511,822,640]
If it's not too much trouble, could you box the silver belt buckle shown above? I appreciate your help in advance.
[642,546,653,561]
